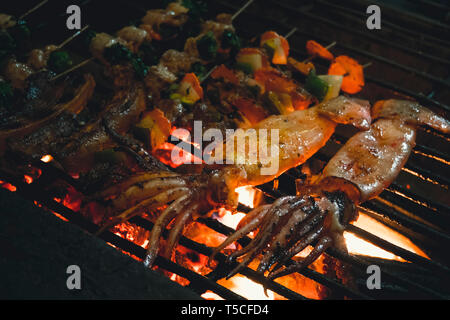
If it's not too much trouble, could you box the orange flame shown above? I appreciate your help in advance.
[344,212,429,261]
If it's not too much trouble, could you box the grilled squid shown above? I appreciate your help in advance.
[212,99,450,279]
[90,95,371,267]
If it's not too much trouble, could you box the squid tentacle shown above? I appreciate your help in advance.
[96,187,190,235]
[144,194,191,267]
[268,235,333,280]
[209,204,272,264]
[225,197,296,263]
[256,204,323,274]
[162,202,199,261]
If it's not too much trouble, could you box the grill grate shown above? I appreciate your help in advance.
[1,0,450,299]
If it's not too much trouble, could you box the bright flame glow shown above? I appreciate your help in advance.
[0,181,16,192]
[24,175,33,184]
[40,154,53,163]
[344,213,429,261]
[201,291,224,300]
[218,275,275,300]
[218,209,246,230]
[235,186,257,208]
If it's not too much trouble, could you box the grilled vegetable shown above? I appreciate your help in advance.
[266,91,294,115]
[190,61,207,79]
[196,31,218,60]
[173,72,204,104]
[236,48,264,74]
[317,75,343,101]
[104,43,148,79]
[47,51,73,74]
[211,64,239,85]
[254,69,297,94]
[134,108,171,150]
[260,31,289,64]
[287,56,315,75]
[221,29,241,56]
[304,70,329,101]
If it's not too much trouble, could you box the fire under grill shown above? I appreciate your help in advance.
[0,0,449,300]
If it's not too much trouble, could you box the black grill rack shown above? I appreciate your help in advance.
[1,0,450,299]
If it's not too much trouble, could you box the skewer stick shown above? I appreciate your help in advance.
[50,57,94,81]
[284,27,297,39]
[302,41,337,63]
[57,25,90,50]
[231,0,255,21]
[201,0,256,83]
[200,65,217,84]
[18,0,49,20]
[362,62,372,69]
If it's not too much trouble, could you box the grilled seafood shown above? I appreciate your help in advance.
[211,99,450,279]
[0,73,96,156]
[90,95,371,267]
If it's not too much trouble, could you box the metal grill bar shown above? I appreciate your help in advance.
[2,0,449,300]
[315,0,450,49]
[270,0,450,66]
[213,0,450,113]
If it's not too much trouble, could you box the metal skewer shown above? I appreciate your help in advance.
[302,41,337,63]
[51,57,94,81]
[56,25,90,50]
[200,0,258,83]
[18,0,49,20]
[284,27,297,39]
[231,0,255,21]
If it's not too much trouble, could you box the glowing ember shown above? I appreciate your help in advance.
[201,291,224,300]
[40,154,53,163]
[0,181,17,192]
[24,175,33,184]
[344,212,429,261]
[217,209,246,230]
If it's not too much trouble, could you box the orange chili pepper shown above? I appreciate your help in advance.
[181,72,204,99]
[328,55,364,94]
[211,64,239,85]
[306,40,334,61]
